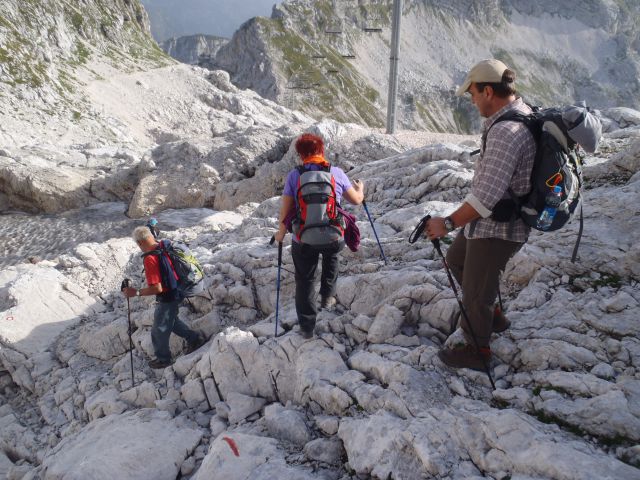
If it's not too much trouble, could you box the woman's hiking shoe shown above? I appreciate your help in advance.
[492,306,511,333]
[185,334,207,354]
[320,296,336,309]
[300,328,315,340]
[438,344,491,371]
[148,358,173,369]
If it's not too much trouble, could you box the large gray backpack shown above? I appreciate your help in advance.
[486,104,602,262]
[293,165,345,249]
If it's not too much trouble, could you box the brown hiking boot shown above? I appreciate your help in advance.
[492,306,511,333]
[438,344,491,371]
[148,358,173,369]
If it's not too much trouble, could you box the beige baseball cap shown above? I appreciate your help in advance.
[455,59,510,96]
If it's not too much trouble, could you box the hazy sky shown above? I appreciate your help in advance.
[140,0,278,42]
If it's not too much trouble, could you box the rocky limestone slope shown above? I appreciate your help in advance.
[209,0,640,132]
[0,115,639,479]
[1,1,640,478]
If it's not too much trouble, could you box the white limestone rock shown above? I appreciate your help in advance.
[533,388,640,442]
[0,265,96,356]
[604,108,640,129]
[192,433,281,480]
[515,340,599,372]
[181,379,210,411]
[591,363,616,380]
[84,388,128,421]
[367,305,405,344]
[264,403,312,446]
[315,415,340,436]
[303,437,344,464]
[40,409,202,480]
[79,318,131,360]
[226,392,266,424]
[0,409,39,464]
[119,381,160,408]
[339,400,640,479]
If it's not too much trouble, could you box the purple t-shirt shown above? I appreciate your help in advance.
[283,165,352,203]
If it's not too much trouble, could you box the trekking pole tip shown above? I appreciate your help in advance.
[269,235,275,245]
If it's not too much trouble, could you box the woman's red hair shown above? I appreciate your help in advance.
[295,133,324,159]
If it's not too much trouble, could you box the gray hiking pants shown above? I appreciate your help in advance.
[291,241,340,333]
[152,299,198,362]
[445,231,523,348]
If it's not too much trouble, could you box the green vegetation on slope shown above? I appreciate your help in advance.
[258,15,383,126]
[0,0,170,91]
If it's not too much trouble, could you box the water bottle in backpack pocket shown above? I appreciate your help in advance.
[536,185,563,230]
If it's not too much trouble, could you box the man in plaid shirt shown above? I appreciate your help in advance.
[426,59,536,371]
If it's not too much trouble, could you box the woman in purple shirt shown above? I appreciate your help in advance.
[274,133,364,339]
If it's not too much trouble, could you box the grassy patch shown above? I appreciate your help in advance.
[591,273,623,290]
[416,102,446,133]
[71,12,83,31]
[74,41,91,64]
[491,398,510,410]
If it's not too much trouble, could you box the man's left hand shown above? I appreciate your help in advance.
[122,287,138,298]
[425,217,448,240]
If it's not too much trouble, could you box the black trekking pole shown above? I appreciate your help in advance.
[362,200,388,265]
[121,278,136,389]
[409,215,496,390]
[270,236,283,337]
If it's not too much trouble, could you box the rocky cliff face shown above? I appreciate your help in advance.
[0,0,172,146]
[210,0,640,132]
[161,34,228,65]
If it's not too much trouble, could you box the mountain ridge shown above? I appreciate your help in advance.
[200,0,640,132]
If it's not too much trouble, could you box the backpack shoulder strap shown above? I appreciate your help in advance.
[482,111,538,152]
[141,249,161,258]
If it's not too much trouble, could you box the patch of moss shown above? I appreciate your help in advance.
[74,41,91,64]
[591,273,623,290]
[71,12,83,31]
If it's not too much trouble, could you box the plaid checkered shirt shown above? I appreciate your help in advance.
[463,98,536,243]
